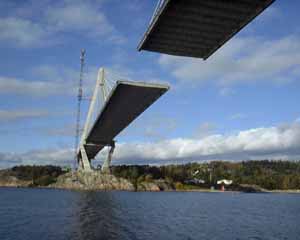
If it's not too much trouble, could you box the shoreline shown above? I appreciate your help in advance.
[2,165,300,193]
[1,185,300,194]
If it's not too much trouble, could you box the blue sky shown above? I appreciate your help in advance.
[0,0,300,168]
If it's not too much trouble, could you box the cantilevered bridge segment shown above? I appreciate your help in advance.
[77,68,169,172]
[138,0,275,59]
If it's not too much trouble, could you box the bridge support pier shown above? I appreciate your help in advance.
[101,141,115,174]
[78,145,92,172]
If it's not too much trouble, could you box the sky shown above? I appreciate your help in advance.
[0,0,299,168]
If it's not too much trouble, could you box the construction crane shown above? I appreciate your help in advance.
[74,49,85,170]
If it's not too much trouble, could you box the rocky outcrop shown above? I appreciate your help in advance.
[238,184,268,193]
[155,179,174,191]
[137,179,174,191]
[137,182,161,191]
[0,169,174,191]
[0,170,32,187]
[50,171,135,191]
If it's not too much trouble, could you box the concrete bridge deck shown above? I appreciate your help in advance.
[138,0,275,59]
[84,80,169,160]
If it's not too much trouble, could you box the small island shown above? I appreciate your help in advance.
[1,160,300,193]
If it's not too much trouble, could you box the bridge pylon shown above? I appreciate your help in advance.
[77,67,115,172]
[78,145,92,172]
[75,63,169,173]
[101,141,115,174]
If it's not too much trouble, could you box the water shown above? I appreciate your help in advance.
[0,188,299,240]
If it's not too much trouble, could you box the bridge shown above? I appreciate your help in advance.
[76,0,276,172]
[138,0,275,59]
[77,68,169,172]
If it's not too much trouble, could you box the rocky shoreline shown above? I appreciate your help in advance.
[50,171,135,191]
[49,171,176,191]
[0,170,175,192]
[1,169,300,193]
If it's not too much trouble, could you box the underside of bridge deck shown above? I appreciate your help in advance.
[138,0,275,59]
[84,81,169,160]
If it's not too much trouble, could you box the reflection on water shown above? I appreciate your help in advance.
[74,192,128,240]
[0,188,300,240]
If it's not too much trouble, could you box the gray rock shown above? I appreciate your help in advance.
[137,179,174,191]
[0,170,31,187]
[50,171,135,191]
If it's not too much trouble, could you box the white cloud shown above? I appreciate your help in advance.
[0,17,49,47]
[193,122,216,138]
[0,0,124,47]
[0,109,49,122]
[120,114,177,141]
[0,148,73,168]
[45,1,114,37]
[0,76,69,96]
[44,125,75,137]
[0,64,99,97]
[113,121,300,163]
[2,121,300,168]
[0,152,22,169]
[159,36,300,87]
[24,148,73,165]
[0,63,165,97]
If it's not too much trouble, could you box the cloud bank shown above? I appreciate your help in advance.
[0,0,124,47]
[0,64,100,97]
[1,121,300,168]
[0,109,49,122]
[159,36,300,88]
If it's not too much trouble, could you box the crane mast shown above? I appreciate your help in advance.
[74,49,85,169]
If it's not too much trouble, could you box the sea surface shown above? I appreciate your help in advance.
[0,188,299,240]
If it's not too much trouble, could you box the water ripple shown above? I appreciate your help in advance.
[0,188,300,240]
